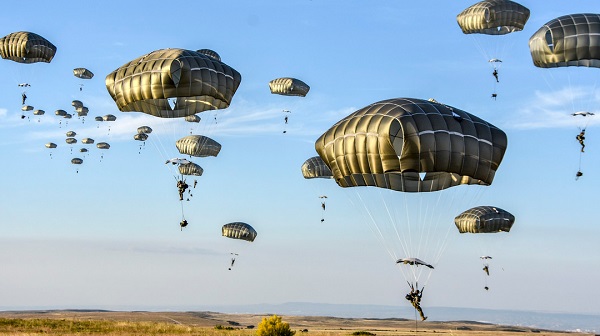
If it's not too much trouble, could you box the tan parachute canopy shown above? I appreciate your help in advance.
[96,142,110,149]
[33,109,45,115]
[196,49,221,61]
[81,138,94,144]
[176,135,221,157]
[137,126,152,134]
[222,222,257,242]
[529,14,600,68]
[66,138,77,144]
[134,133,148,141]
[66,131,76,137]
[178,162,203,176]
[45,142,57,149]
[301,156,333,179]
[105,48,242,118]
[454,205,515,233]
[73,68,94,79]
[102,114,116,121]
[72,100,83,108]
[0,31,57,63]
[457,0,530,35]
[269,77,310,97]
[185,115,201,123]
[315,98,507,192]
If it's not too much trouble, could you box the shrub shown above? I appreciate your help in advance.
[256,315,295,336]
[352,331,376,336]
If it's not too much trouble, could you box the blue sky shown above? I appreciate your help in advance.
[0,0,599,317]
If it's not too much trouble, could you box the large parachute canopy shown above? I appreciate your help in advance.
[301,156,333,179]
[176,135,221,157]
[529,13,600,68]
[269,77,310,97]
[457,0,530,35]
[0,31,57,63]
[315,98,507,192]
[454,205,515,233]
[73,67,94,79]
[105,48,242,118]
[222,222,257,242]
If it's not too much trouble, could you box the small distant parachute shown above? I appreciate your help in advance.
[105,48,242,118]
[137,126,152,134]
[456,0,530,35]
[222,222,257,242]
[18,83,30,87]
[55,109,67,117]
[185,114,201,123]
[454,206,515,233]
[396,258,434,269]
[196,48,221,61]
[269,77,310,97]
[572,111,595,117]
[0,31,57,63]
[66,138,77,144]
[76,106,89,116]
[45,142,57,149]
[134,133,148,141]
[176,135,221,157]
[73,67,94,79]
[178,162,203,176]
[489,58,502,63]
[21,105,33,111]
[165,158,191,165]
[66,131,76,137]
[33,109,44,115]
[301,156,333,179]
[79,148,88,153]
[71,158,83,164]
[72,100,83,109]
[102,114,116,121]
[529,14,600,68]
[63,114,72,119]
[96,142,110,149]
[94,116,103,122]
[81,138,94,144]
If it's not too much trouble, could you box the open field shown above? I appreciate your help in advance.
[0,310,594,336]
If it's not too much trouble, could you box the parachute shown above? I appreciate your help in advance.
[96,142,110,149]
[185,115,201,123]
[55,110,67,117]
[72,100,83,109]
[196,48,221,61]
[178,162,203,176]
[102,114,116,122]
[45,142,57,149]
[529,14,600,177]
[0,31,56,63]
[315,98,507,192]
[21,105,33,111]
[454,206,515,233]
[456,0,530,35]
[81,138,94,144]
[105,48,242,118]
[137,126,152,134]
[315,97,507,291]
[396,258,434,269]
[71,158,83,164]
[175,135,221,157]
[66,131,76,137]
[222,222,257,242]
[269,77,310,97]
[301,156,333,179]
[33,109,44,115]
[73,67,94,79]
[65,138,77,145]
[134,133,148,141]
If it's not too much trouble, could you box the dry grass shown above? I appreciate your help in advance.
[0,311,593,336]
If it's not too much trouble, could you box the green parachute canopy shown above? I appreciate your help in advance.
[301,156,333,179]
[454,206,515,233]
[269,77,310,97]
[73,67,94,79]
[315,98,507,192]
[457,0,530,35]
[529,13,600,68]
[222,222,257,242]
[0,31,57,63]
[106,48,242,118]
[176,135,221,157]
[178,162,203,176]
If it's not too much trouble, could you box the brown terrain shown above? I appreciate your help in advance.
[0,310,595,336]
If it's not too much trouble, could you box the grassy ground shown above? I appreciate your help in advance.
[0,311,593,336]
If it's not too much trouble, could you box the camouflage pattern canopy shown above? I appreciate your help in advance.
[81,138,94,144]
[529,14,600,68]
[457,0,530,35]
[196,49,221,61]
[0,31,57,63]
[315,98,507,192]
[96,142,110,149]
[301,156,333,179]
[106,48,242,118]
[454,206,515,233]
[73,68,94,79]
[71,158,83,164]
[45,142,57,149]
[222,222,257,242]
[176,135,221,157]
[178,162,203,176]
[269,77,310,97]
[66,138,77,144]
[66,131,76,137]
[185,115,201,123]
[134,133,148,141]
[137,126,153,134]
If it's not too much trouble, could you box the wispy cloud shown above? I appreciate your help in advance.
[510,87,600,130]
